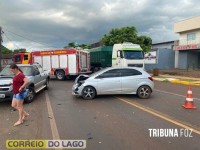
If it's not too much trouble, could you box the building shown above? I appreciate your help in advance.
[174,16,200,69]
[145,41,175,70]
[1,54,13,69]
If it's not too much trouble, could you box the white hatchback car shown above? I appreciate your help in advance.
[72,67,154,99]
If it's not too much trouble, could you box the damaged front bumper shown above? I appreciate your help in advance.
[72,83,84,96]
[72,75,89,96]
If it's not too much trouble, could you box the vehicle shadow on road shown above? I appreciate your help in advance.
[72,94,155,102]
[0,100,11,107]
[73,95,117,101]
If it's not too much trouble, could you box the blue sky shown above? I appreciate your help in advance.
[0,0,199,51]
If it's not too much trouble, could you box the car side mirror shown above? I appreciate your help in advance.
[34,71,40,76]
[117,50,123,58]
[117,51,120,57]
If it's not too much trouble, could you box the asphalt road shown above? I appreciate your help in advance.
[0,80,200,150]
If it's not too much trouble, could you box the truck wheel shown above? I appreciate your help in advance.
[137,85,151,99]
[25,87,35,103]
[82,86,96,100]
[56,70,65,80]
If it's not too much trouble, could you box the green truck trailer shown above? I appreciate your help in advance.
[87,43,145,72]
[87,46,113,71]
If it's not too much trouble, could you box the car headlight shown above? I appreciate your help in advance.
[9,84,13,90]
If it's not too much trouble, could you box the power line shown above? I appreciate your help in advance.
[3,32,21,49]
[3,27,57,48]
[3,33,41,52]
[3,32,43,51]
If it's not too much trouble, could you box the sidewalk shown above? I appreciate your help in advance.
[152,74,200,86]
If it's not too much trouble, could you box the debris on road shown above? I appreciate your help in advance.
[87,133,93,140]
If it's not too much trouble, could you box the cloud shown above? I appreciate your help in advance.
[0,0,200,50]
[5,42,15,50]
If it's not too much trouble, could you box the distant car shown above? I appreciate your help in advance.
[0,63,50,103]
[72,67,154,99]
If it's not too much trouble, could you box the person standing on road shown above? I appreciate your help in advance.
[9,63,29,126]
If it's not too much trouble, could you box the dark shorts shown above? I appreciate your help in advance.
[13,89,27,100]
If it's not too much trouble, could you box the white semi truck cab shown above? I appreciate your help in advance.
[112,42,144,68]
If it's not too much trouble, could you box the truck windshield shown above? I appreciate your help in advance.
[14,55,21,63]
[123,50,144,59]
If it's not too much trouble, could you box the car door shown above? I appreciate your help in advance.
[32,65,42,91]
[121,68,142,93]
[96,69,122,94]
[37,64,46,85]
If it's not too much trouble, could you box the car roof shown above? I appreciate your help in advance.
[17,62,41,66]
[17,64,32,66]
[92,67,147,75]
[105,66,145,71]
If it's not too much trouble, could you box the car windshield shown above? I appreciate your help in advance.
[89,68,108,77]
[0,66,14,76]
[20,66,33,76]
[123,50,144,59]
[0,66,33,76]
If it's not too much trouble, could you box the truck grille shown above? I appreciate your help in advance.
[0,86,10,91]
[128,64,143,68]
[0,88,9,91]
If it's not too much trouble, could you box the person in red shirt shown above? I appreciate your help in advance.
[9,63,29,126]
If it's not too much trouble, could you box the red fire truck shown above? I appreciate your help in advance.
[13,48,91,80]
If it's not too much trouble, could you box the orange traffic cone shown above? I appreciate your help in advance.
[182,86,196,109]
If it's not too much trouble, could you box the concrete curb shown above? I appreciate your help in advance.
[153,76,200,86]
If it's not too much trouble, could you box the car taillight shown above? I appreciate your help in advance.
[148,77,153,81]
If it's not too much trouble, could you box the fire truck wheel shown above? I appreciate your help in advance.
[25,87,35,103]
[56,70,65,80]
[82,86,96,100]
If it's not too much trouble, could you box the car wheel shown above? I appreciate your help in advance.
[137,85,151,99]
[56,70,65,80]
[82,86,96,100]
[25,87,35,103]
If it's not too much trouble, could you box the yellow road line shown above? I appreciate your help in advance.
[155,89,200,101]
[116,97,200,135]
[45,91,62,143]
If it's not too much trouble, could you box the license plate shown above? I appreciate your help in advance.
[0,94,5,98]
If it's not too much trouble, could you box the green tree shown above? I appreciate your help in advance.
[137,35,152,52]
[101,26,152,52]
[1,45,12,54]
[78,44,92,49]
[64,42,91,49]
[69,42,76,48]
[13,48,26,54]
[64,42,76,48]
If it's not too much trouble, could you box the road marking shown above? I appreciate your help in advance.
[45,91,61,142]
[116,97,200,136]
[155,89,200,101]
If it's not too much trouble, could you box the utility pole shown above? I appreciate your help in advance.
[0,26,2,71]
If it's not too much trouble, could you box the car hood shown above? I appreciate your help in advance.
[75,74,90,83]
[0,76,13,86]
[0,75,33,85]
